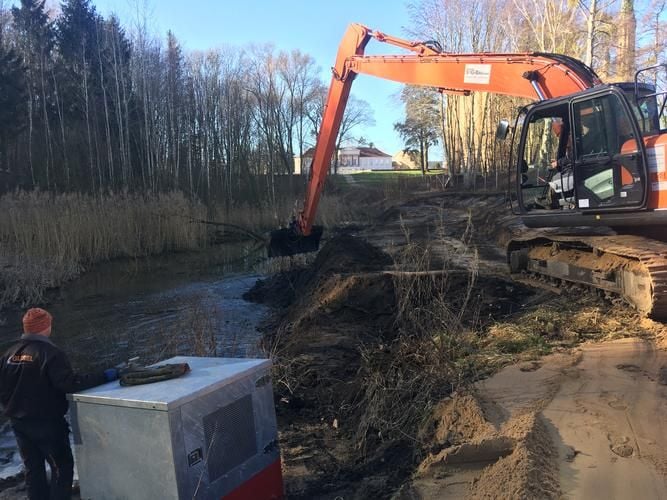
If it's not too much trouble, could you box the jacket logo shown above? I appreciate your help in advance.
[9,354,33,363]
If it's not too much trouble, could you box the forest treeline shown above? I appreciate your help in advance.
[0,0,368,204]
[0,0,665,199]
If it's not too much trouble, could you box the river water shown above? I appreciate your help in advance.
[0,242,272,480]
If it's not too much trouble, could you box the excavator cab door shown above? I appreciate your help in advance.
[570,90,646,210]
[515,102,574,211]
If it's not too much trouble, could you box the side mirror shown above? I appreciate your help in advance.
[496,120,511,140]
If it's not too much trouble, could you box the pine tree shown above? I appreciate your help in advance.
[11,0,53,55]
[0,33,27,178]
[12,0,56,187]
[56,0,101,190]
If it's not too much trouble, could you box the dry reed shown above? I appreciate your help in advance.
[0,184,368,308]
[152,293,220,362]
[354,214,481,454]
[0,170,426,320]
[0,190,208,307]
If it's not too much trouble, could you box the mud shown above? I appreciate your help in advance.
[249,235,540,497]
[247,191,667,499]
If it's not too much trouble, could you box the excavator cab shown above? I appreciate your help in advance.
[512,85,652,227]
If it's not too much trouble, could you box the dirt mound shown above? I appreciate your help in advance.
[255,232,541,422]
[310,233,393,277]
[244,234,393,310]
[420,394,496,450]
[253,236,396,414]
[468,413,559,499]
[407,396,559,499]
[255,235,416,498]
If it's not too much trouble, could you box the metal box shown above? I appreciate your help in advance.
[69,356,283,500]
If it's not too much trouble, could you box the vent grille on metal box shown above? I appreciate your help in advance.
[203,394,257,482]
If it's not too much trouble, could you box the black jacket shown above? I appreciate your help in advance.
[0,335,106,420]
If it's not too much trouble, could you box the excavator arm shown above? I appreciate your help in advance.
[268,23,601,257]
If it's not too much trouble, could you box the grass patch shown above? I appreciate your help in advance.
[350,169,446,181]
[328,171,450,211]
[486,325,552,355]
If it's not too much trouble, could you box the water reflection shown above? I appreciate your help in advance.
[0,242,269,365]
[0,242,271,480]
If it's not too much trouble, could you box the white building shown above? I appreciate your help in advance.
[337,147,392,172]
[294,146,393,175]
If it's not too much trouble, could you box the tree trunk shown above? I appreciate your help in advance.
[618,0,636,81]
[584,0,598,67]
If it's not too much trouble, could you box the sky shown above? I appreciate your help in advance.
[87,0,433,158]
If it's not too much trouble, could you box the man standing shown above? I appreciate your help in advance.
[0,308,119,499]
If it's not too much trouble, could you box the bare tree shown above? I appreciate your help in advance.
[510,0,579,53]
[638,0,666,66]
[277,49,319,175]
[409,0,514,183]
[305,81,327,140]
[617,0,637,81]
[0,1,10,37]
[334,96,375,173]
[582,0,599,66]
[394,86,440,175]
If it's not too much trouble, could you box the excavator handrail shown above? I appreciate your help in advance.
[295,23,601,237]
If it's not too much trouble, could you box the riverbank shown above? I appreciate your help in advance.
[244,191,667,498]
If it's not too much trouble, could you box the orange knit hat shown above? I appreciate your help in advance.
[22,308,52,334]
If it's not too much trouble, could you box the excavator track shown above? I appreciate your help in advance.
[507,234,667,319]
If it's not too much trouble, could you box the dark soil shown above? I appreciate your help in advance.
[247,190,667,499]
[247,227,542,499]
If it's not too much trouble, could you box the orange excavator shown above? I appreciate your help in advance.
[269,23,667,318]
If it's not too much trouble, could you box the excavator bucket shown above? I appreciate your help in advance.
[268,226,323,257]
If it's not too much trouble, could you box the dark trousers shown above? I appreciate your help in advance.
[11,418,73,500]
